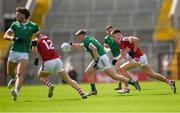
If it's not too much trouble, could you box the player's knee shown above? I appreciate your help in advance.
[17,70,25,76]
[16,73,24,79]
[38,74,45,80]
[119,67,126,74]
[110,75,118,80]
[145,71,154,78]
[39,77,45,81]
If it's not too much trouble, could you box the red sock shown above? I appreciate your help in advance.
[77,88,84,96]
[43,80,53,87]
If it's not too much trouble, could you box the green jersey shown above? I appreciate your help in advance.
[10,21,39,53]
[104,35,120,57]
[83,36,105,58]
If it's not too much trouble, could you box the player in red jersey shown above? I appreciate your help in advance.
[111,29,176,94]
[31,33,88,99]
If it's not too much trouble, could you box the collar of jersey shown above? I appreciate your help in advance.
[83,35,88,42]
[20,20,29,25]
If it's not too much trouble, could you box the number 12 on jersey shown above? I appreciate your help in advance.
[42,40,55,50]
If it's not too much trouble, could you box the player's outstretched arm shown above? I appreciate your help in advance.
[71,43,84,49]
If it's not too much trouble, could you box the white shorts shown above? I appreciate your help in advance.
[132,54,148,66]
[8,51,29,63]
[120,54,132,64]
[40,58,65,74]
[98,54,112,71]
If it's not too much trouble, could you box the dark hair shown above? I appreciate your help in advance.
[106,25,113,30]
[16,7,30,19]
[75,29,87,36]
[111,29,121,35]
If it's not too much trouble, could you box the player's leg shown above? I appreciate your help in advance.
[103,67,140,93]
[114,64,122,90]
[114,55,133,90]
[7,61,17,89]
[115,70,135,90]
[38,70,54,98]
[141,64,176,93]
[114,82,122,90]
[11,59,28,101]
[118,60,141,93]
[84,61,97,96]
[38,61,55,98]
[98,54,140,93]
[38,72,52,87]
[7,51,19,89]
[58,71,87,99]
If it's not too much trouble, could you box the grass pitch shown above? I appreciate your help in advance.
[0,81,180,112]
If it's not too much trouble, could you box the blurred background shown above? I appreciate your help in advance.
[0,0,180,86]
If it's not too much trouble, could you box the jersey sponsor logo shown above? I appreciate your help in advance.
[23,26,27,30]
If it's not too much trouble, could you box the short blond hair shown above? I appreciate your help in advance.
[75,29,87,36]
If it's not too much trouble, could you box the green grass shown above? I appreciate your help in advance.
[0,81,180,112]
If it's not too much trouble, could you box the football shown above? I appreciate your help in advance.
[61,42,71,52]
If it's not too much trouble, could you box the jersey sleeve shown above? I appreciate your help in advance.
[32,24,39,34]
[10,22,16,32]
[88,43,94,49]
[104,36,108,44]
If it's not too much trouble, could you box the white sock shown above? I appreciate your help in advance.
[15,88,19,95]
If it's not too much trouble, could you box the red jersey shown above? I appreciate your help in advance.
[37,35,60,62]
[119,36,144,58]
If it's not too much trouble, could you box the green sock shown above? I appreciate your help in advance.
[90,84,96,91]
[128,80,135,86]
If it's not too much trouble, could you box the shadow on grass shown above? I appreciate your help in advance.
[116,93,139,97]
[23,98,81,103]
[142,93,177,96]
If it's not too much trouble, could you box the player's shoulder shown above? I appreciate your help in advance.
[84,36,93,41]
[11,21,19,25]
[29,21,38,26]
[86,35,94,39]
[122,36,135,41]
[122,36,130,41]
[122,36,139,43]
[13,21,19,24]
[83,36,94,45]
[41,35,49,40]
[104,35,109,39]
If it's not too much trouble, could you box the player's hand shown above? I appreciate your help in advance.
[93,58,100,70]
[61,42,71,52]
[112,59,117,65]
[34,58,39,66]
[13,37,23,43]
[68,42,72,46]
[129,49,136,58]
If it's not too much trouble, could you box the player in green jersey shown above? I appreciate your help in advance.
[4,7,39,101]
[104,25,120,63]
[68,29,140,96]
[104,25,138,94]
[104,25,122,90]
